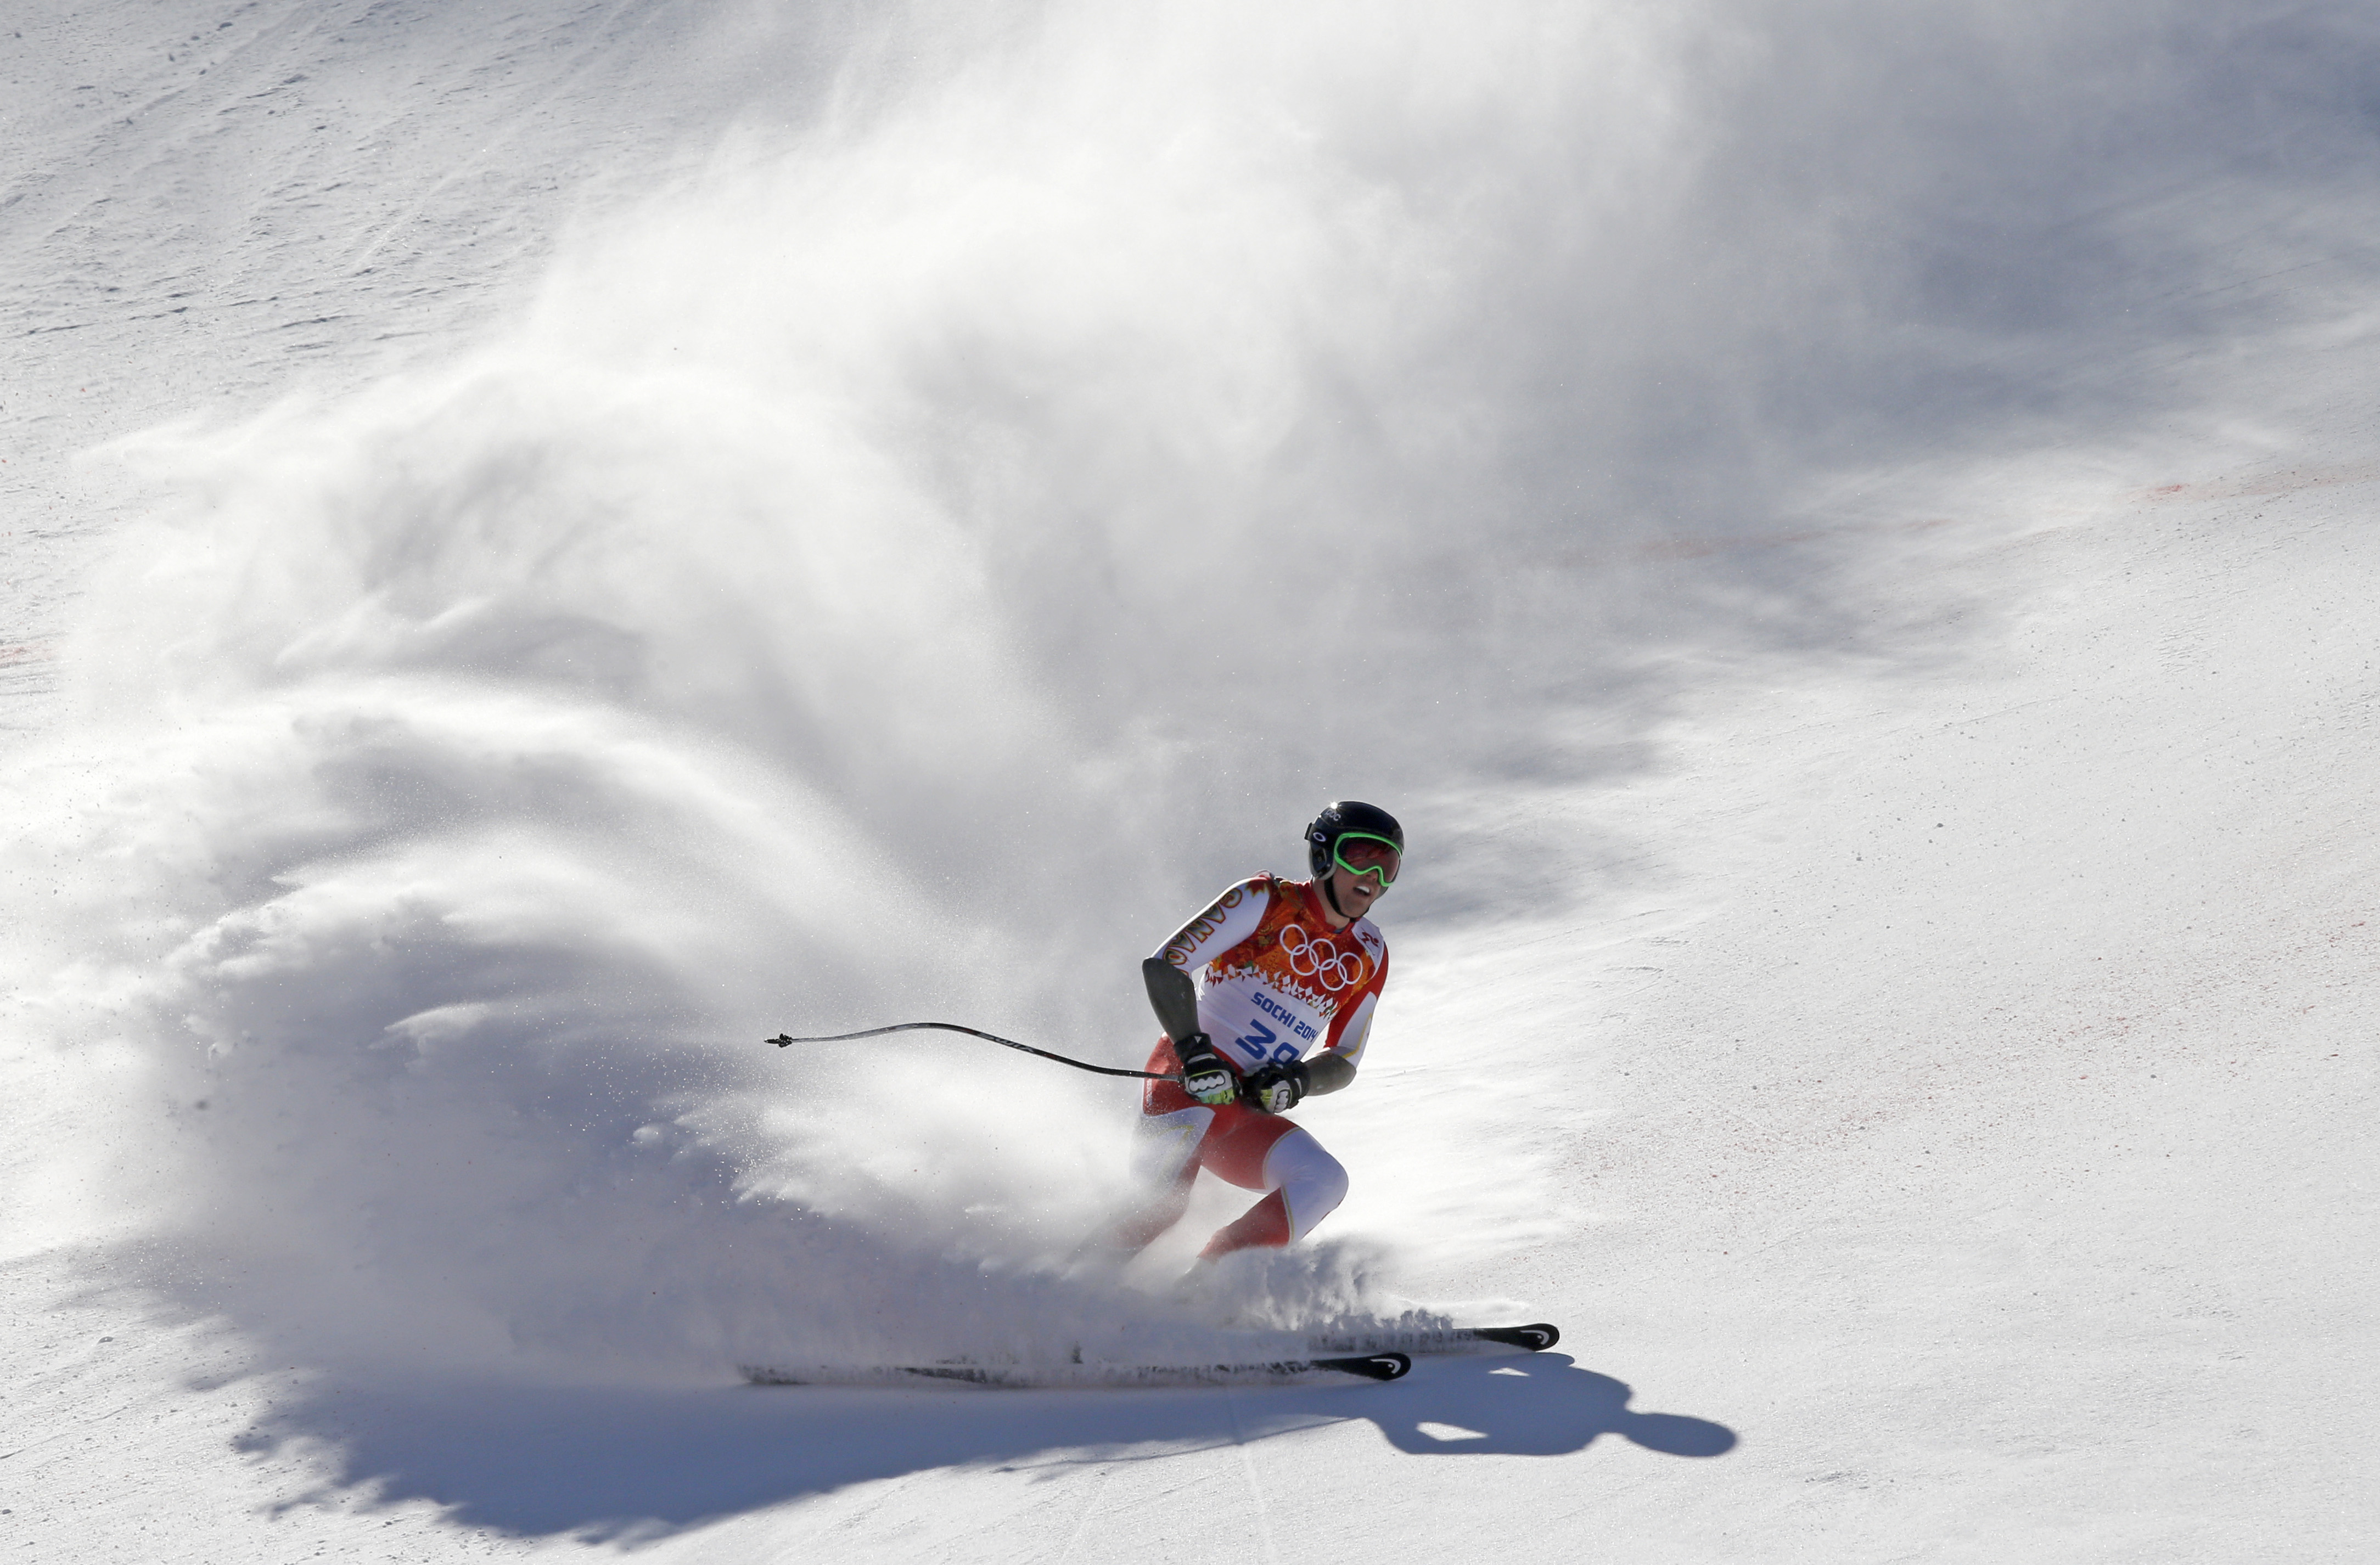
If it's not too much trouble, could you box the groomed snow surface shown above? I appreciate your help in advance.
[4,3,2377,1561]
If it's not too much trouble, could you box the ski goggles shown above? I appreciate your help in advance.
[1331,832,1401,887]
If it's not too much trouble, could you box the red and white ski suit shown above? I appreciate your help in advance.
[1126,873,1389,1256]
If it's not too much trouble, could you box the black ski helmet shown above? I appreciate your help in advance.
[1306,800,1405,881]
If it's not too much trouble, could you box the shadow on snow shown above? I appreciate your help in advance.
[254,1352,1735,1540]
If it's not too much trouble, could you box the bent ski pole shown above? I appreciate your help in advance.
[766,1022,1183,1082]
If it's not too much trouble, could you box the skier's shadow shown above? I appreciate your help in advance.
[1333,1352,1737,1457]
[256,1352,1731,1539]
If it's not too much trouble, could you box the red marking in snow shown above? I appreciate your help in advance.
[2133,462,2380,505]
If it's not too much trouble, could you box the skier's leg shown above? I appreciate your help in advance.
[1198,1191,1290,1255]
[1263,1127,1349,1241]
[1197,1125,1348,1258]
[1103,1104,1212,1254]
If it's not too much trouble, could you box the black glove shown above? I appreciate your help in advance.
[1175,1033,1239,1107]
[1242,1059,1309,1115]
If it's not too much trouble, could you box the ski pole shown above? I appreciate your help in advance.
[766,1022,1183,1082]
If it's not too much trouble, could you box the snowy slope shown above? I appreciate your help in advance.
[5,3,2378,1562]
[1,0,847,732]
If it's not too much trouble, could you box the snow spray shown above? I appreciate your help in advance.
[12,0,2364,1387]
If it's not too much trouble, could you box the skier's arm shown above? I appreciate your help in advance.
[1300,949,1388,1097]
[1243,1046,1351,1113]
[1301,1052,1356,1096]
[1146,879,1273,1108]
[1144,878,1273,1042]
[1146,960,1237,1106]
[1141,956,1201,1044]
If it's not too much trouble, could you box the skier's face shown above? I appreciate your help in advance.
[1323,864,1382,925]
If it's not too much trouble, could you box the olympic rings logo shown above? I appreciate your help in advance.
[1279,924,1367,992]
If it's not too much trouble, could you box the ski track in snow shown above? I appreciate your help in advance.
[5,2,2380,1562]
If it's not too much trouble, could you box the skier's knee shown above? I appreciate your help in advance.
[1292,1151,1350,1240]
[1264,1130,1348,1243]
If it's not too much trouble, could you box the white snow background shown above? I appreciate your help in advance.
[3,0,2377,1559]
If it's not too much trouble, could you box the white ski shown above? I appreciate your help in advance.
[740,1351,1410,1390]
[1304,1321,1560,1358]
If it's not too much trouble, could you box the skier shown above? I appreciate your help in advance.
[1108,801,1401,1261]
